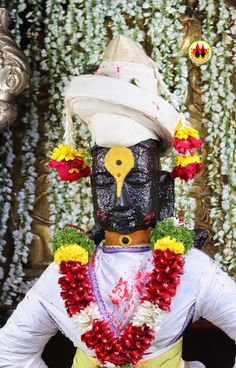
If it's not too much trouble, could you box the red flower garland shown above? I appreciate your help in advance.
[59,261,95,316]
[49,159,91,181]
[141,249,185,310]
[82,320,154,365]
[170,162,202,182]
[172,137,202,155]
[58,249,185,366]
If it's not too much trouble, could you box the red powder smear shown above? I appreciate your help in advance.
[144,211,155,225]
[109,277,131,305]
[108,268,152,331]
[117,301,135,330]
[89,253,96,268]
[134,270,151,294]
[96,210,107,220]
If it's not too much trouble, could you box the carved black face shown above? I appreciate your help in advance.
[91,139,160,234]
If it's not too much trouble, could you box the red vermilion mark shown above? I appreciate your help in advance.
[144,211,155,225]
[109,277,131,305]
[89,251,96,268]
[152,101,160,110]
[116,66,121,73]
[96,211,107,220]
[134,270,151,294]
[108,267,152,330]
[117,301,134,330]
[63,224,85,233]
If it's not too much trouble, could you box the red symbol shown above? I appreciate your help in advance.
[191,43,209,59]
[144,211,155,225]
[96,211,107,220]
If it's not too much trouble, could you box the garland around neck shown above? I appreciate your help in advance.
[53,218,194,367]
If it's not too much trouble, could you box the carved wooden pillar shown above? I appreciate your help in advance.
[180,12,215,256]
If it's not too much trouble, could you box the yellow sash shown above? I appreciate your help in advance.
[71,338,183,368]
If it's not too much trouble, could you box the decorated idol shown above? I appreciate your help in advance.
[0,36,236,368]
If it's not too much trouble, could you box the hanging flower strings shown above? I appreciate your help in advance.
[171,121,203,182]
[53,218,194,367]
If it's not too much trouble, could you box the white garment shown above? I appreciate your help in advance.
[0,246,236,367]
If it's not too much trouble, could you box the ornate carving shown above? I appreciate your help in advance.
[26,99,53,273]
[0,100,17,129]
[0,8,29,130]
[180,14,214,256]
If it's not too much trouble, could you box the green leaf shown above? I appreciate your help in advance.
[150,218,194,254]
[52,226,95,256]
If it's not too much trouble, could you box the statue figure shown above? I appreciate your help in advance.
[0,35,235,368]
[0,7,29,130]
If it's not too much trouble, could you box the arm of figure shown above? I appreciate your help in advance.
[195,258,236,367]
[0,289,58,368]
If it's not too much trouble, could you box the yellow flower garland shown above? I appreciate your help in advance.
[54,244,88,264]
[174,122,200,140]
[154,236,184,255]
[174,155,201,167]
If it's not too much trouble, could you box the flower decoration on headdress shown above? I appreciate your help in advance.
[171,120,203,182]
[49,144,91,181]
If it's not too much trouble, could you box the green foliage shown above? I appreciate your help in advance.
[52,226,95,256]
[150,218,194,254]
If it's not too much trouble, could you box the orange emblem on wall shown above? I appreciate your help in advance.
[189,40,212,65]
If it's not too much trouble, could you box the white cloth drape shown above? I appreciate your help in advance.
[0,246,236,367]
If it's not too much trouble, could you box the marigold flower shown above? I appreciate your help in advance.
[174,154,201,167]
[174,122,200,140]
[54,244,88,264]
[50,144,86,162]
[153,236,184,254]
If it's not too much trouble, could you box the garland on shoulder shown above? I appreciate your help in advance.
[54,218,194,367]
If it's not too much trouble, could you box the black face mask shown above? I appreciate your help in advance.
[91,139,161,234]
[90,140,208,248]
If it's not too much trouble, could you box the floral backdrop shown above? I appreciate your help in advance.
[0,0,235,306]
